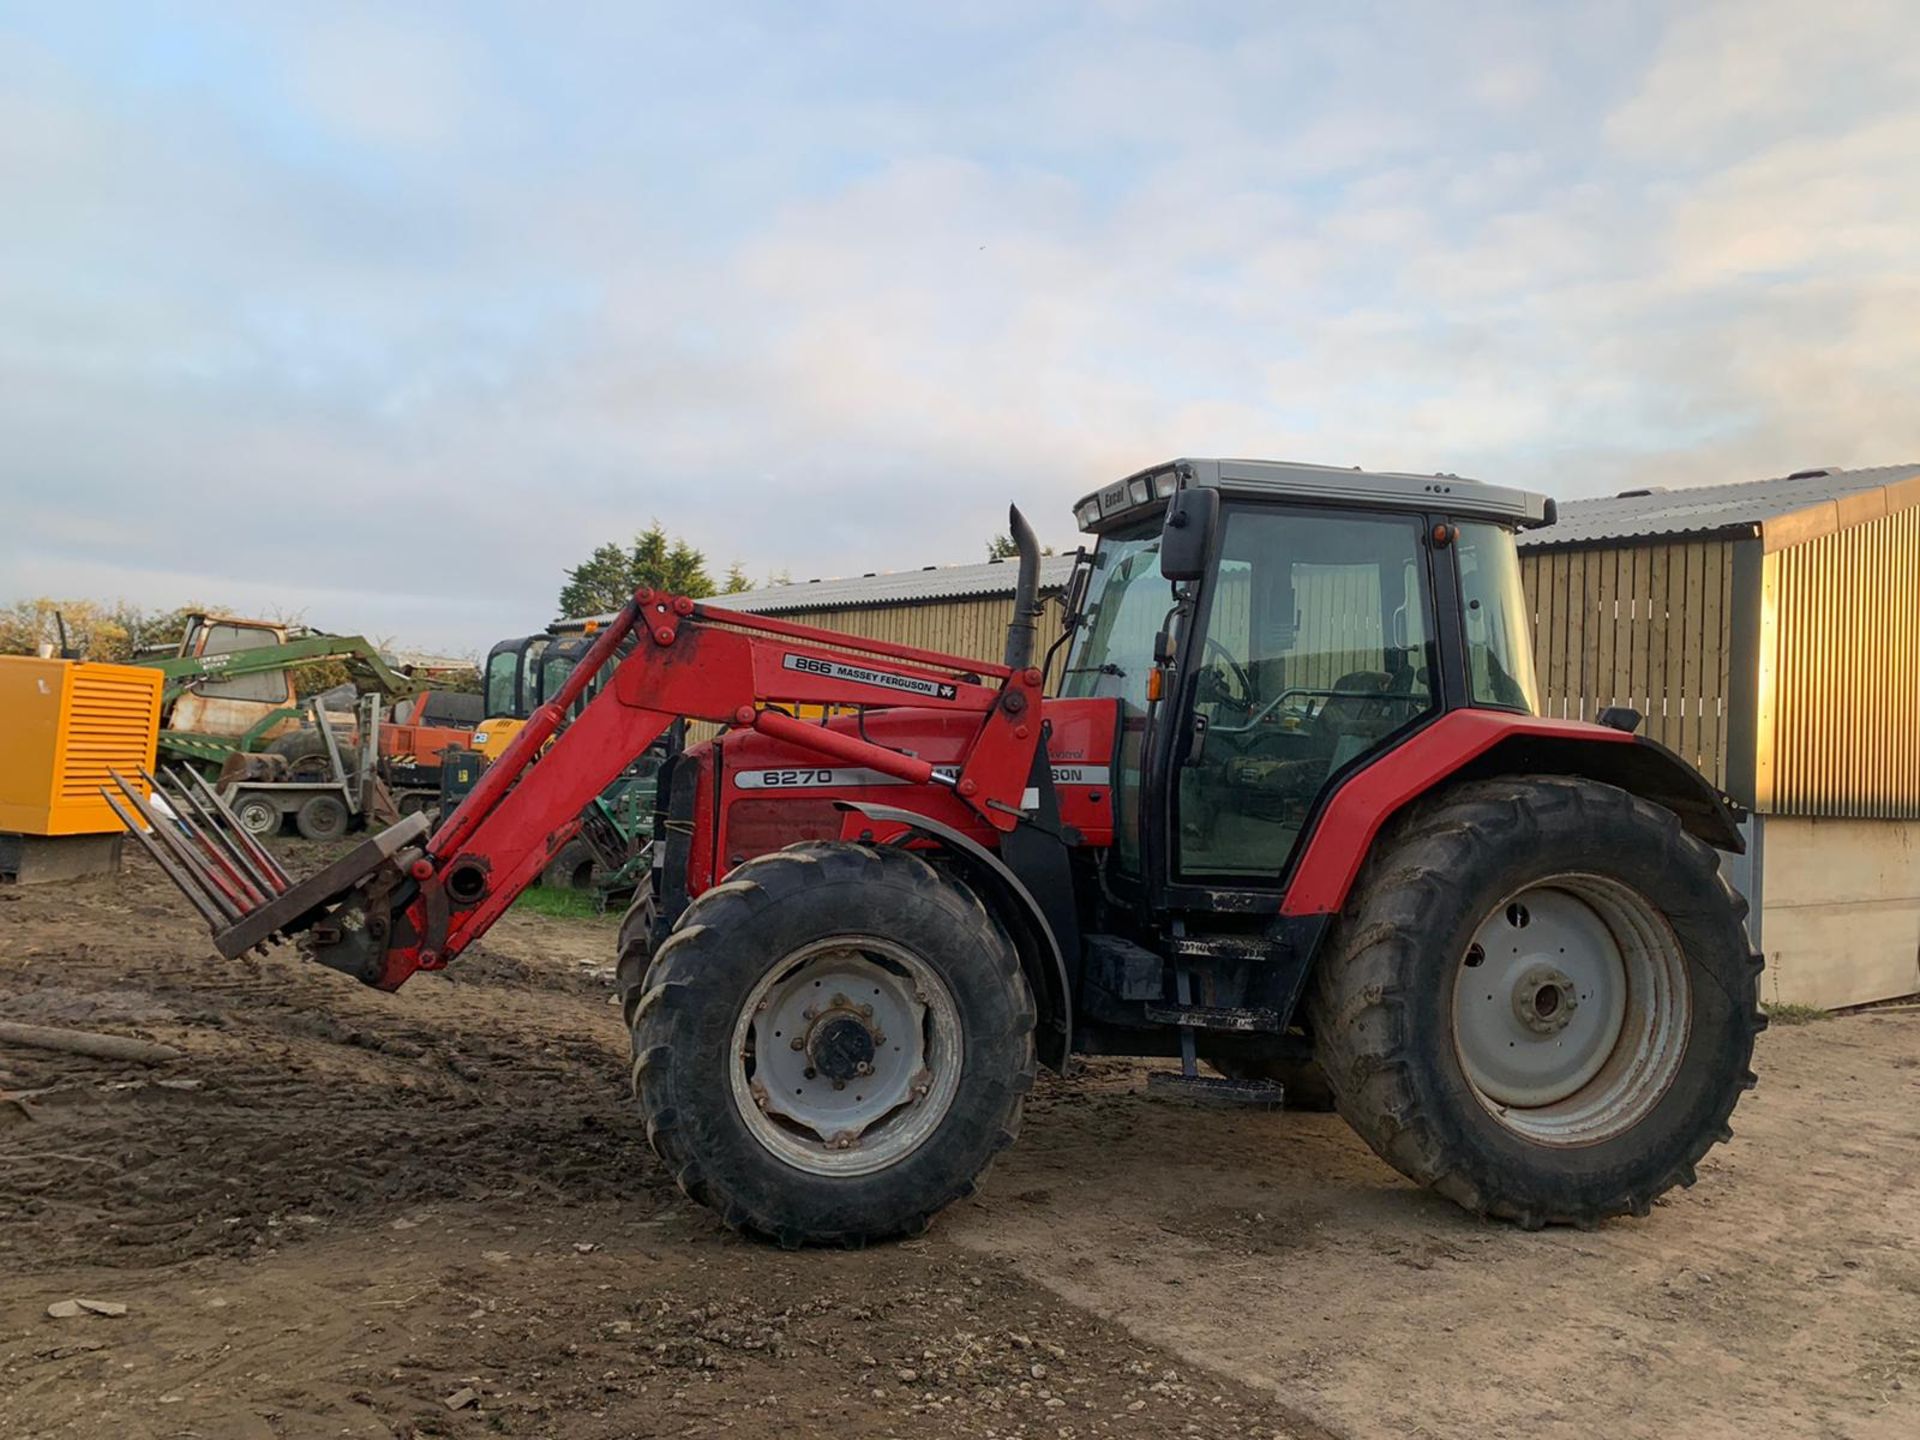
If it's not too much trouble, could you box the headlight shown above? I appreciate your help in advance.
[1127,477,1152,505]
[1153,470,1179,498]
[1075,500,1101,529]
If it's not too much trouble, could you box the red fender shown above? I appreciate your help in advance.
[1281,710,1639,917]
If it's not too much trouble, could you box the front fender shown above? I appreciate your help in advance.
[836,800,1073,1073]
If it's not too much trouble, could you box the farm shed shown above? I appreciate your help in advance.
[707,555,1079,661]
[703,462,1919,1009]
[1519,463,1920,1009]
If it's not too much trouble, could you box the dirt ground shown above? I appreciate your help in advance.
[2,850,1916,1440]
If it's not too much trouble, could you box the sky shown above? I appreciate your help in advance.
[3,1,1918,654]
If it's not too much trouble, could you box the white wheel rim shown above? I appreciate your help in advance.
[729,935,963,1177]
[1452,875,1691,1146]
[237,800,278,836]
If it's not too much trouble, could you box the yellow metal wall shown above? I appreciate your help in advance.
[1756,506,1920,818]
[0,657,162,835]
[1519,541,1736,788]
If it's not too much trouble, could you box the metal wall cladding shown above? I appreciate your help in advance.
[1758,506,1920,818]
[770,598,1033,676]
[1520,541,1737,788]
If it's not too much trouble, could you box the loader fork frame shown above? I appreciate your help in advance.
[118,587,1049,991]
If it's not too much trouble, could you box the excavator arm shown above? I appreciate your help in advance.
[108,584,1049,991]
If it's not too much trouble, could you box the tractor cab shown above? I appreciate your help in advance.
[1064,459,1549,913]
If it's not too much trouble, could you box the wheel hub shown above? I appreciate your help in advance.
[808,1010,879,1085]
[1454,887,1628,1109]
[731,939,962,1176]
[1512,964,1579,1035]
[1451,875,1694,1144]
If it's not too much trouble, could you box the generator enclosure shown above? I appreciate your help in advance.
[0,656,164,836]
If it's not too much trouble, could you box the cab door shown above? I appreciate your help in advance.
[1169,503,1439,884]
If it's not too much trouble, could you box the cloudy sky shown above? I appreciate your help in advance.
[3,1,1917,653]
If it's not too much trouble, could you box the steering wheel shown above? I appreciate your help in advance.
[1201,636,1255,708]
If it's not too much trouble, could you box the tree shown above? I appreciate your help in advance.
[558,522,751,617]
[556,543,636,618]
[986,534,1056,561]
[0,598,203,663]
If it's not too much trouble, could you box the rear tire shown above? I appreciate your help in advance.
[295,794,350,841]
[630,841,1035,1246]
[1310,776,1762,1227]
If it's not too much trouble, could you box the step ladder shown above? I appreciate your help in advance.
[1143,960,1285,1108]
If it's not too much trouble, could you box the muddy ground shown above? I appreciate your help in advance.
[2,849,1916,1440]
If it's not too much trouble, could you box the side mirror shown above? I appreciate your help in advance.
[1061,547,1093,626]
[1159,487,1218,581]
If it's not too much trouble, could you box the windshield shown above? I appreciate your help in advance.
[484,642,521,717]
[1061,526,1168,707]
[1062,525,1170,872]
[1456,522,1540,713]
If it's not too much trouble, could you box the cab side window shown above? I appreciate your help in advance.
[1177,508,1434,879]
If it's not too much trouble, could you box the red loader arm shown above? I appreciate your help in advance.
[110,588,1048,991]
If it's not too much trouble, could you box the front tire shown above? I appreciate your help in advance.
[1311,776,1763,1227]
[630,842,1035,1246]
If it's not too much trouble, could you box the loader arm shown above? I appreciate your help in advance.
[111,587,1049,991]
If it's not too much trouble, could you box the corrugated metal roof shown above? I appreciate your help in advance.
[1520,463,1920,548]
[706,554,1080,615]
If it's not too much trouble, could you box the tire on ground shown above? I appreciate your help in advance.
[630,841,1035,1246]
[615,886,658,1028]
[233,794,282,838]
[541,838,598,892]
[1309,774,1762,1228]
[295,793,350,841]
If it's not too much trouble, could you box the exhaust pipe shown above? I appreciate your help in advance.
[1001,504,1042,672]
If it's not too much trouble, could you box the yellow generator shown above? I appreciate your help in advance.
[0,655,164,883]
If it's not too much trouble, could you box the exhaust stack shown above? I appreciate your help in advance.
[1001,504,1043,672]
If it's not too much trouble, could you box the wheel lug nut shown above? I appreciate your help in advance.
[855,1061,873,1077]
[789,1036,806,1051]
[859,1003,873,1018]
[832,1079,846,1091]
[803,1067,816,1079]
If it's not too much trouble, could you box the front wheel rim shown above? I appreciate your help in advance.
[1452,874,1691,1146]
[729,935,963,1177]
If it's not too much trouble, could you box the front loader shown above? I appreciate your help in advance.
[111,459,1764,1245]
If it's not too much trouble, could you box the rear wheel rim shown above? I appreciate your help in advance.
[730,935,962,1177]
[1452,874,1691,1146]
[237,800,278,836]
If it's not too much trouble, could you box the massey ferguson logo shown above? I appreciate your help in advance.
[781,653,958,701]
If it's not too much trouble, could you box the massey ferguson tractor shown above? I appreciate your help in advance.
[110,458,1764,1246]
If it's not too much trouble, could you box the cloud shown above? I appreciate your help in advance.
[1,2,1917,654]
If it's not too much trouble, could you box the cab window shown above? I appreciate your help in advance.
[1177,507,1435,880]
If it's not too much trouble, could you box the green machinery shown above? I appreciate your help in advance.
[484,624,674,902]
[137,613,420,773]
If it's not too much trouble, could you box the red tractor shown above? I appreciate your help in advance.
[113,459,1762,1246]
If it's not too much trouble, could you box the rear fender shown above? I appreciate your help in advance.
[837,800,1073,1074]
[1282,710,1744,919]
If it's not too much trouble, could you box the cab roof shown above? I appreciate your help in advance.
[1074,457,1554,535]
